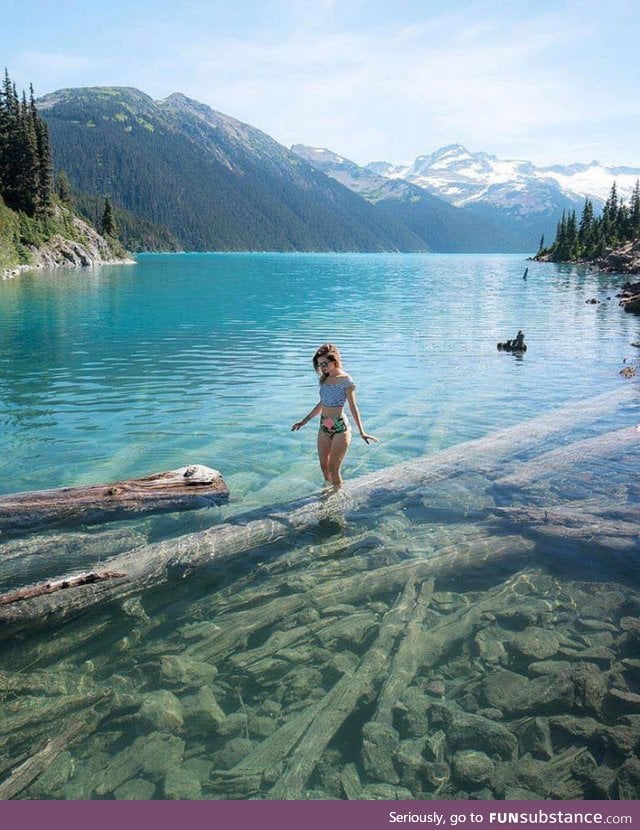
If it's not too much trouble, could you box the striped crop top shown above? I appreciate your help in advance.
[319,374,355,407]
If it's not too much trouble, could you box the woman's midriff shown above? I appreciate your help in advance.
[321,406,344,417]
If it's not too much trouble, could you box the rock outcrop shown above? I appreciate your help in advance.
[1,209,134,280]
[598,239,640,275]
[618,278,640,314]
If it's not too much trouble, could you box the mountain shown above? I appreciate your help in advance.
[290,145,531,252]
[367,144,640,248]
[38,87,428,253]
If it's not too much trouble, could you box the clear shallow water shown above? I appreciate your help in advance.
[1,253,639,800]
[1,253,638,504]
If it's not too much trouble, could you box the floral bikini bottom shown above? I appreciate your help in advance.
[320,414,349,436]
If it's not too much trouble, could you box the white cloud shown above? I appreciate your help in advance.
[16,1,640,167]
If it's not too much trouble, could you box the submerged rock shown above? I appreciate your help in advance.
[507,628,561,662]
[452,750,495,787]
[93,733,185,795]
[159,655,218,689]
[614,757,640,799]
[447,712,517,760]
[517,717,553,760]
[138,690,184,733]
[113,778,156,800]
[361,721,400,784]
[163,766,203,799]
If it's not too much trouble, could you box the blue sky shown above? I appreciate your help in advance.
[2,0,639,167]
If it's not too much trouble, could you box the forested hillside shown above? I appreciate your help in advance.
[0,71,127,273]
[39,88,428,252]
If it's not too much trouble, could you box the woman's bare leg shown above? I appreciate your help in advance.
[327,430,352,486]
[317,430,333,485]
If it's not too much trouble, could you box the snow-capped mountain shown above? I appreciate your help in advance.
[366,144,640,247]
[291,145,532,252]
[369,144,640,208]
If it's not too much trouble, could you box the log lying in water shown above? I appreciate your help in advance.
[0,388,633,634]
[492,504,640,552]
[0,464,228,534]
[495,426,640,489]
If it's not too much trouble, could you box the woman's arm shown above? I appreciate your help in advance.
[291,401,322,431]
[346,388,379,444]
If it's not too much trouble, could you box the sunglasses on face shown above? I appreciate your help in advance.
[318,361,330,368]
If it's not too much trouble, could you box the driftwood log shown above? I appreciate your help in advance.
[0,387,634,634]
[0,464,228,534]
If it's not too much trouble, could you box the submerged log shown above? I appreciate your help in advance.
[0,712,100,799]
[0,464,228,534]
[0,388,633,633]
[496,426,640,489]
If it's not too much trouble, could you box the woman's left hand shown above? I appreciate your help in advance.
[361,433,379,444]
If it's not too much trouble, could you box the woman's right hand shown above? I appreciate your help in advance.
[291,421,305,431]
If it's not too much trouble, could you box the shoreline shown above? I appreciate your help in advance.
[1,257,136,281]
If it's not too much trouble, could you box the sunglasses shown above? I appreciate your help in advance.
[318,361,330,368]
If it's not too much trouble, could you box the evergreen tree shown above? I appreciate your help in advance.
[538,233,545,253]
[56,169,73,205]
[578,198,594,255]
[631,179,640,239]
[0,71,53,216]
[602,182,618,246]
[101,196,117,236]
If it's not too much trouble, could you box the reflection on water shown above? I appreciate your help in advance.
[1,254,639,800]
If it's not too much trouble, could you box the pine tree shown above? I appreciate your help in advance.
[538,233,545,253]
[101,196,117,236]
[0,71,53,216]
[602,182,618,246]
[56,169,73,205]
[630,179,640,239]
[578,198,594,256]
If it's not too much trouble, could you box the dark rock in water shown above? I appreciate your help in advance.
[423,761,451,789]
[497,330,527,352]
[517,717,553,760]
[211,737,253,770]
[605,688,640,717]
[483,669,574,716]
[163,767,202,800]
[494,608,539,631]
[447,712,518,760]
[490,757,552,799]
[393,686,431,737]
[394,739,431,797]
[614,757,640,799]
[468,787,495,800]
[361,721,400,784]
[528,659,575,677]
[452,750,495,787]
[583,765,617,799]
[507,627,561,663]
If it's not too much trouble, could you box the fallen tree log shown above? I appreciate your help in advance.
[0,711,100,799]
[491,505,640,552]
[0,388,632,634]
[495,426,640,489]
[0,464,228,535]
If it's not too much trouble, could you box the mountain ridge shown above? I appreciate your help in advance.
[39,87,429,253]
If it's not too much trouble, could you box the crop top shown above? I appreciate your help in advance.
[319,374,355,407]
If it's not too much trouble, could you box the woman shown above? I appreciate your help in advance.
[291,343,378,487]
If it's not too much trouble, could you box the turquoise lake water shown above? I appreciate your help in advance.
[1,253,639,800]
[1,253,638,503]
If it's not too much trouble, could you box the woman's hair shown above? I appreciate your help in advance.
[312,343,342,383]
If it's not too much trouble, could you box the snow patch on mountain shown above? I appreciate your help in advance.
[368,144,640,217]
